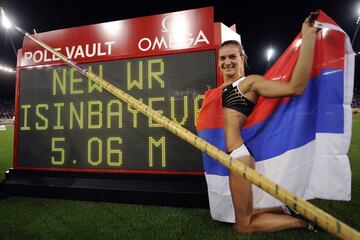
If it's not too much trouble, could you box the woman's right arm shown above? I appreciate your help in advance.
[249,14,318,98]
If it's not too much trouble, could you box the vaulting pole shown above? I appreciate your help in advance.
[4,9,360,240]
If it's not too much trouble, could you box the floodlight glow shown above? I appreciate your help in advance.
[1,7,12,29]
[266,48,274,61]
[0,64,15,73]
[356,7,360,24]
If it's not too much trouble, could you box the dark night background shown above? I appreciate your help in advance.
[0,0,359,104]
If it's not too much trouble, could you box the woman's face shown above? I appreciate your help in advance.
[218,44,244,80]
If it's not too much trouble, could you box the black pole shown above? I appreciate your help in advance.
[7,32,17,57]
[352,20,360,46]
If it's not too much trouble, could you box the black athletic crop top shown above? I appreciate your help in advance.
[222,77,255,117]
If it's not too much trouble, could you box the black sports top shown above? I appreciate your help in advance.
[222,77,255,117]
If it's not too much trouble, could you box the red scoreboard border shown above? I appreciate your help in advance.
[13,7,232,174]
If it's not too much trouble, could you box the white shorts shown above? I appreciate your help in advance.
[229,144,251,158]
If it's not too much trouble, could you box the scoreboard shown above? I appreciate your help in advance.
[16,51,216,173]
[4,6,237,206]
[12,6,221,177]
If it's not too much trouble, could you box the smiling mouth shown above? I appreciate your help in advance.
[223,66,234,71]
[221,63,235,70]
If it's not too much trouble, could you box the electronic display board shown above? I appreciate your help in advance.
[16,50,216,173]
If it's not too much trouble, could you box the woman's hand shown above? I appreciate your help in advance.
[301,11,319,40]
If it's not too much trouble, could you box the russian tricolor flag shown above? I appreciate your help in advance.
[196,11,354,223]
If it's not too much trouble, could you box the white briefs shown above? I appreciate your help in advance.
[229,144,251,158]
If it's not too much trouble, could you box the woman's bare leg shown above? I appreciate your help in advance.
[229,156,254,231]
[240,213,307,232]
[229,156,307,233]
[252,206,284,215]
